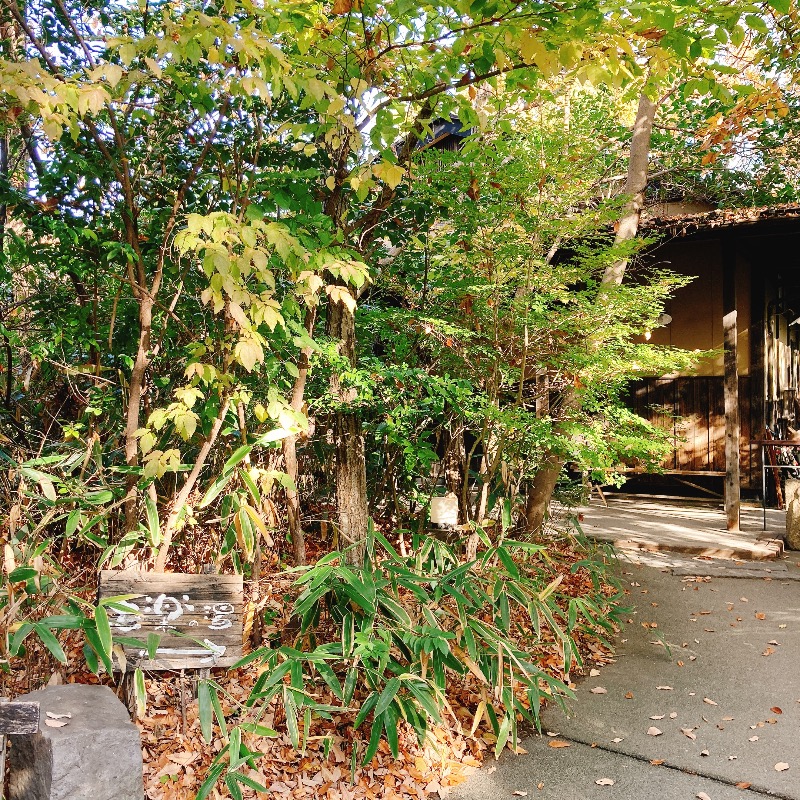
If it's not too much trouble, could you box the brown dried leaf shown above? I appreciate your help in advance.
[703,697,718,706]
[595,778,615,786]
[775,762,790,772]
[647,727,662,736]
[736,782,751,790]
[771,707,783,714]
[681,728,697,741]
[44,719,68,728]
[590,687,608,695]
[548,741,570,748]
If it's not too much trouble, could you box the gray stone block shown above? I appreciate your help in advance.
[786,478,800,550]
[9,684,143,800]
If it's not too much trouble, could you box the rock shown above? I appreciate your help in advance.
[9,684,143,800]
[785,479,800,550]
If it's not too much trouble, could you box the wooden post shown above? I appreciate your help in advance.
[723,238,741,531]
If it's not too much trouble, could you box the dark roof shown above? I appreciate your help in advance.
[642,203,800,236]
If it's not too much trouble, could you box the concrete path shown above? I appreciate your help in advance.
[453,553,800,800]
[579,497,785,560]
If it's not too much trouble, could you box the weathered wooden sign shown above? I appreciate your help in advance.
[98,572,244,671]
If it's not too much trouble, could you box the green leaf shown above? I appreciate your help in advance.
[198,680,213,741]
[495,713,511,758]
[374,677,401,717]
[134,668,147,718]
[228,771,269,793]
[239,722,279,737]
[94,604,112,658]
[767,0,790,13]
[145,493,161,547]
[229,726,243,769]
[199,470,236,509]
[32,623,67,664]
[354,691,379,729]
[195,763,225,800]
[83,642,99,674]
[284,687,300,748]
[362,712,384,765]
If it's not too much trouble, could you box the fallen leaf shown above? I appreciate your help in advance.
[512,792,528,797]
[700,749,709,757]
[590,668,601,677]
[768,640,780,646]
[749,736,759,742]
[650,759,665,766]
[548,741,570,748]
[728,755,737,760]
[677,660,685,667]
[703,698,718,706]
[625,692,634,699]
[647,727,662,736]
[44,719,68,728]
[45,712,72,720]
[779,624,787,629]
[537,783,544,790]
[722,716,734,721]
[546,731,560,737]
[167,751,197,766]
[735,782,751,790]
[697,792,712,800]
[595,779,615,786]
[657,686,673,691]
[611,738,623,743]
[650,715,665,720]
[771,707,783,715]
[763,647,776,657]
[755,612,766,620]
[590,687,608,695]
[670,712,678,719]
[740,597,749,602]
[681,728,697,741]
[775,763,789,772]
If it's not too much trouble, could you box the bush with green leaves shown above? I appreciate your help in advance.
[188,520,625,793]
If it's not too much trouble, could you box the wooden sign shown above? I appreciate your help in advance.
[98,572,244,671]
[0,700,40,735]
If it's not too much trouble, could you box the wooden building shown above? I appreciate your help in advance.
[624,204,800,522]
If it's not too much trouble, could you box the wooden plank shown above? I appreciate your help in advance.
[676,378,694,471]
[98,572,244,671]
[723,238,741,531]
[709,377,726,472]
[0,700,40,735]
[696,377,711,472]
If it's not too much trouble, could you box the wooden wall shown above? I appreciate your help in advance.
[627,376,759,489]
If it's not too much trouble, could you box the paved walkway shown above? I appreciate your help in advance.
[453,552,800,800]
[579,497,785,560]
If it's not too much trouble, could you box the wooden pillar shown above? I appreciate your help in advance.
[750,253,766,498]
[723,238,740,531]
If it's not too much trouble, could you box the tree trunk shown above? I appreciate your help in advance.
[281,307,316,566]
[326,293,368,566]
[123,293,153,534]
[524,91,658,535]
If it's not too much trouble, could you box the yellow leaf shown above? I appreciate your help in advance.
[326,175,336,191]
[235,338,263,372]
